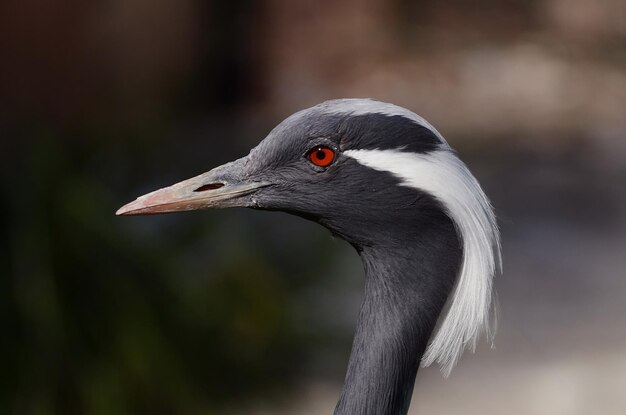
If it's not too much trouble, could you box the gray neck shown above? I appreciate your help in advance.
[334,224,461,415]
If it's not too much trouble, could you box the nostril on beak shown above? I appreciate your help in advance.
[194,183,225,192]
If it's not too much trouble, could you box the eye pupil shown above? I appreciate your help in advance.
[315,150,326,160]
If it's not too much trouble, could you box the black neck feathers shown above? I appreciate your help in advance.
[334,202,461,415]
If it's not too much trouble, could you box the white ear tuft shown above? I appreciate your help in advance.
[345,147,501,376]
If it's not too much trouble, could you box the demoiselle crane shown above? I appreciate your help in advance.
[117,99,502,415]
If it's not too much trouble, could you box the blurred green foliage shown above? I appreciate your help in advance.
[0,122,350,414]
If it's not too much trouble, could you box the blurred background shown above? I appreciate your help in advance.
[1,1,625,414]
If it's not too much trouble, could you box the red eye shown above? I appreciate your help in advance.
[308,146,335,167]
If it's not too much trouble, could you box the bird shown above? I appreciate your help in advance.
[117,98,501,415]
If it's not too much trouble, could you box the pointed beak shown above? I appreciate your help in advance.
[116,157,270,216]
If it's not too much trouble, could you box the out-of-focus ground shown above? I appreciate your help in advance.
[1,1,625,414]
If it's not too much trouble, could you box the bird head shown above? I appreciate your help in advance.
[117,99,449,247]
[117,98,501,375]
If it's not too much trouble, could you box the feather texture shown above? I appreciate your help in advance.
[345,147,501,376]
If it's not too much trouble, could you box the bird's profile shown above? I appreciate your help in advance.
[117,99,501,415]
